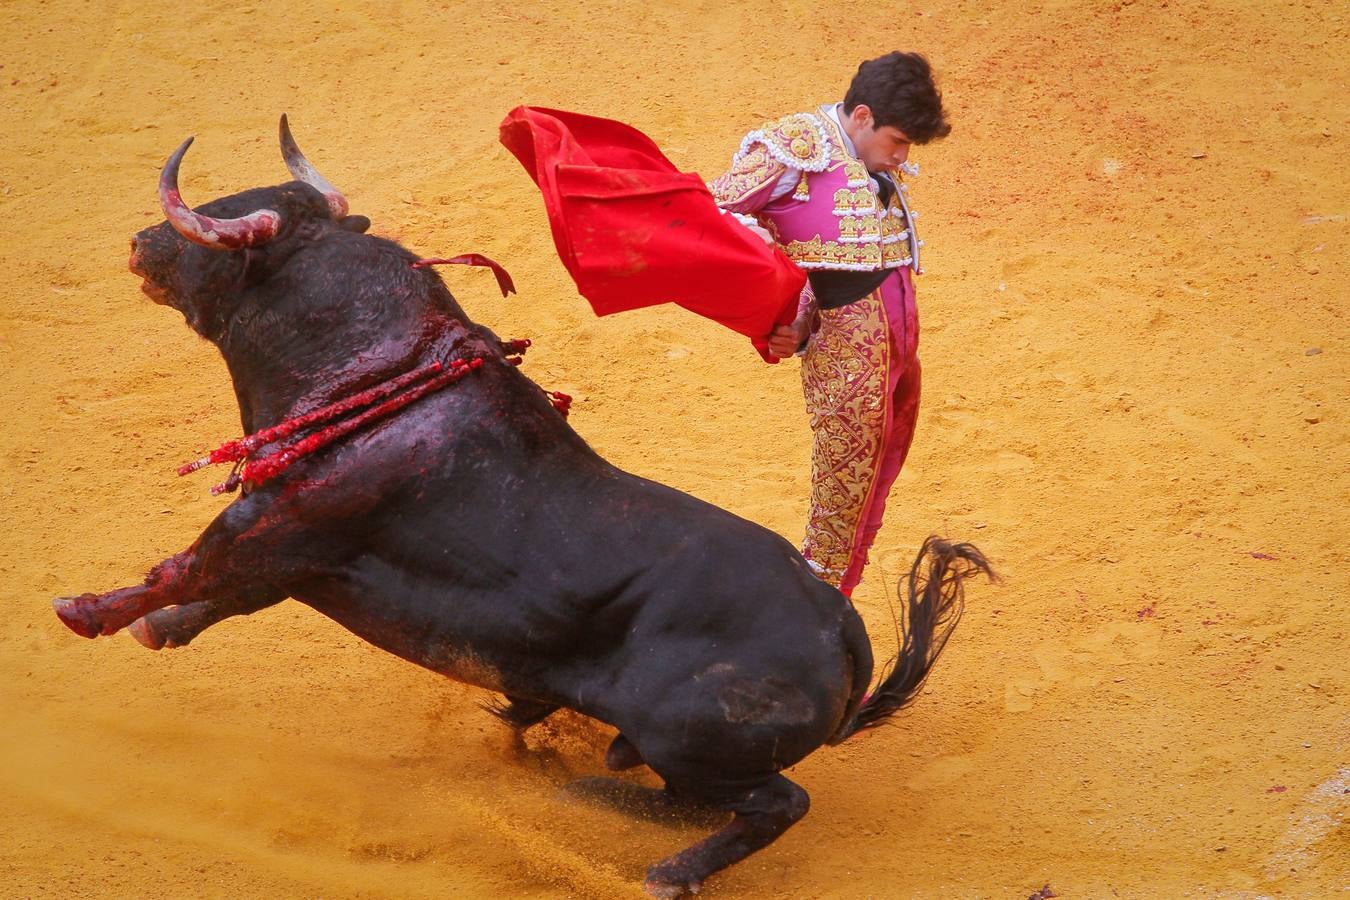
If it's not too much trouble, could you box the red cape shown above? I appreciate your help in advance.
[499,106,804,362]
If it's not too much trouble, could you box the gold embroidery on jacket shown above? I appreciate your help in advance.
[771,114,919,270]
[792,170,811,201]
[779,234,913,269]
[752,113,831,169]
[706,144,785,207]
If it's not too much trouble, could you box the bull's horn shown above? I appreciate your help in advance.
[278,114,350,218]
[159,137,282,250]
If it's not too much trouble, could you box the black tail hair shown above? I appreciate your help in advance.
[833,536,993,742]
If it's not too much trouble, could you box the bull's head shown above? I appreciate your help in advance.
[129,116,370,339]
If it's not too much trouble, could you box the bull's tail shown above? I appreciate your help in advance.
[831,536,993,743]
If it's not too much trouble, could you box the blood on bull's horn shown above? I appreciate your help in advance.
[158,137,282,250]
[278,114,349,219]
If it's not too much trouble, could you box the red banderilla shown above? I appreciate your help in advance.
[179,357,483,491]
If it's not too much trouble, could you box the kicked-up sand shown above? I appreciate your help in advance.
[1,0,1345,896]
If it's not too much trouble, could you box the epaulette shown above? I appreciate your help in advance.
[733,112,832,173]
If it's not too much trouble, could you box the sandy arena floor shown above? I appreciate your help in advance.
[1,1,1346,896]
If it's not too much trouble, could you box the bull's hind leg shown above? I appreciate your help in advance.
[644,774,810,898]
[128,594,283,649]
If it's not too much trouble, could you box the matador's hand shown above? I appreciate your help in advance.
[766,318,810,358]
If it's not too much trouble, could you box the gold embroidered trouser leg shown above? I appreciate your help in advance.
[799,275,919,595]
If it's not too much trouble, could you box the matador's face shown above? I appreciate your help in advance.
[845,104,913,173]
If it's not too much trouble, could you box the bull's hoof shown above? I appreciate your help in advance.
[127,616,166,650]
[605,733,645,771]
[52,595,104,639]
[644,867,701,898]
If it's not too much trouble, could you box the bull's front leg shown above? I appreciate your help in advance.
[53,493,292,639]
[127,593,283,650]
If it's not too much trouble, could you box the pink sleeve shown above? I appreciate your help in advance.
[707,143,791,214]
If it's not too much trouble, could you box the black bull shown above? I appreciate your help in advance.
[52,119,992,897]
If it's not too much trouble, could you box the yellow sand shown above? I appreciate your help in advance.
[1,1,1345,896]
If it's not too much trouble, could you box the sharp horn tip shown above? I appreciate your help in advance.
[167,136,195,163]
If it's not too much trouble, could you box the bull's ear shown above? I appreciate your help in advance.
[338,214,371,233]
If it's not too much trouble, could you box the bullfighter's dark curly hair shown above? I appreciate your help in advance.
[843,51,951,144]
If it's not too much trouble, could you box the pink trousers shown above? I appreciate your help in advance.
[799,269,920,597]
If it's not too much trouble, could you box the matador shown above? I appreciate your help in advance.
[708,52,951,596]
